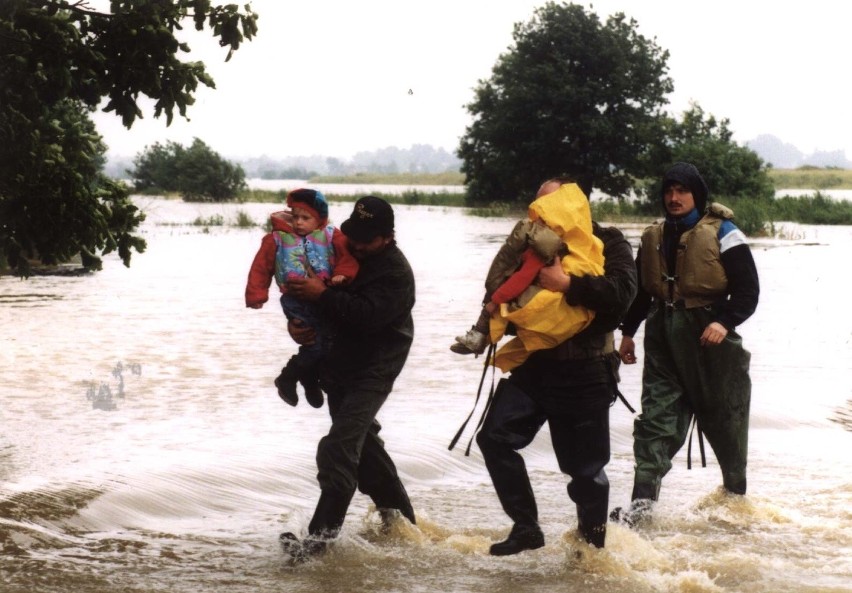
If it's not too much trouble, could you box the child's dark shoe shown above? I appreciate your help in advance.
[301,377,324,409]
[274,369,298,406]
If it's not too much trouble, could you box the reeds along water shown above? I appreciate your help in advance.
[0,198,850,593]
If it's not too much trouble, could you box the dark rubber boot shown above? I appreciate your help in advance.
[724,476,747,495]
[609,481,658,527]
[274,362,299,406]
[278,531,327,562]
[489,523,545,556]
[609,498,654,527]
[308,490,354,539]
[299,371,324,409]
[279,490,353,561]
[577,517,606,548]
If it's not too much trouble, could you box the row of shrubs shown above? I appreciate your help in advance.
[227,188,852,237]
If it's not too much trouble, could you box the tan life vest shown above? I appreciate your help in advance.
[639,204,732,308]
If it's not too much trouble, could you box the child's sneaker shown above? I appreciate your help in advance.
[450,342,475,354]
[451,327,488,355]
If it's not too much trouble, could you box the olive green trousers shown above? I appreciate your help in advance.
[632,305,751,499]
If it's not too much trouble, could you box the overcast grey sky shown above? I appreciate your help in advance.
[93,0,852,161]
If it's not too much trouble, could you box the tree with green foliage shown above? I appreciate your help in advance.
[458,2,672,204]
[654,103,774,203]
[640,104,775,234]
[0,0,257,276]
[131,138,246,201]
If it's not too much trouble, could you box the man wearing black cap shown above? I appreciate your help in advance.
[611,162,760,526]
[280,196,416,559]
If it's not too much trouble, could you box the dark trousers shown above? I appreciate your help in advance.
[308,380,414,536]
[476,374,611,547]
[280,294,329,371]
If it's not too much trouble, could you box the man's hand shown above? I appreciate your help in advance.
[537,259,571,292]
[700,322,728,346]
[288,318,317,346]
[286,276,327,301]
[619,335,637,364]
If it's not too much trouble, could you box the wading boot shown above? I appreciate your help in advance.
[609,498,654,528]
[577,518,606,548]
[278,532,328,562]
[378,502,416,534]
[489,523,545,556]
[724,476,747,496]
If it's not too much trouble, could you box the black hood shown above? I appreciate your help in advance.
[660,162,709,214]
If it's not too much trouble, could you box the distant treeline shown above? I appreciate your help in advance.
[238,183,852,236]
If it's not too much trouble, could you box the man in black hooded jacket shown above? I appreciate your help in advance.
[611,162,759,526]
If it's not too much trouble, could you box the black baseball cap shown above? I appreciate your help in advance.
[340,196,395,242]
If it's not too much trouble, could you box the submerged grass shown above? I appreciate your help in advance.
[167,168,852,236]
[768,166,852,190]
[309,171,466,185]
[190,210,259,229]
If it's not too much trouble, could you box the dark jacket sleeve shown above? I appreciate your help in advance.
[619,247,652,337]
[316,247,415,337]
[565,225,638,334]
[716,243,760,330]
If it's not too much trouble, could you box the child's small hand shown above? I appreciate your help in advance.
[330,274,348,286]
[484,301,498,315]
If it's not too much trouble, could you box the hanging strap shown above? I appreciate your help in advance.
[448,343,498,455]
[615,387,636,414]
[604,351,636,413]
[686,416,707,469]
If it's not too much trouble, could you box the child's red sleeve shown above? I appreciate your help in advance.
[490,248,547,305]
[331,228,359,279]
[245,233,276,307]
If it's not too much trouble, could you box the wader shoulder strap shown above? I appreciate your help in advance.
[686,416,707,469]
[448,343,498,456]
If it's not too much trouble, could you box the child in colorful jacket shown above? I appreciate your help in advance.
[246,189,358,407]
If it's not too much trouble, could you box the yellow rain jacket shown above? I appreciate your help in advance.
[490,183,604,371]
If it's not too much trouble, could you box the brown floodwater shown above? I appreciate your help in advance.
[1,197,849,593]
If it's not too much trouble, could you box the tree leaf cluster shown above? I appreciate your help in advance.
[457,1,774,230]
[0,0,257,277]
[459,2,672,204]
[627,103,776,219]
[131,138,247,201]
